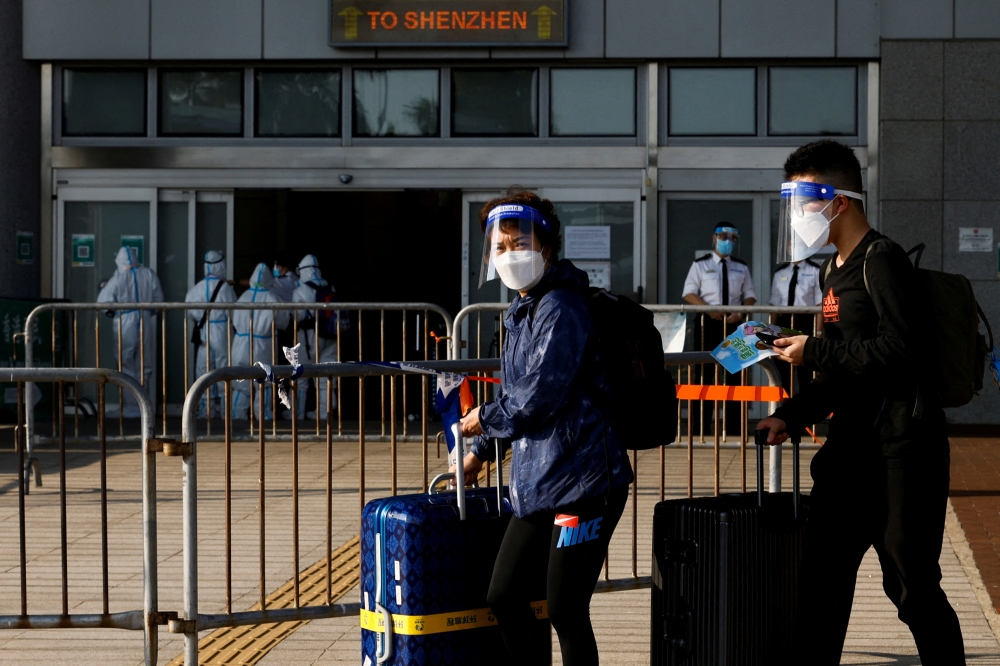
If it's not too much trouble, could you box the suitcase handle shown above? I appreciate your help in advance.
[752,428,801,519]
[435,437,505,520]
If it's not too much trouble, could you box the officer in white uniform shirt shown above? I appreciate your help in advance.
[682,224,757,323]
[682,223,756,435]
[768,259,823,396]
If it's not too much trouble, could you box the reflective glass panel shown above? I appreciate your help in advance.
[669,68,756,136]
[769,67,857,136]
[63,69,147,137]
[554,202,635,295]
[550,68,635,137]
[159,70,243,136]
[353,69,440,137]
[452,69,537,136]
[255,70,341,137]
[665,199,754,305]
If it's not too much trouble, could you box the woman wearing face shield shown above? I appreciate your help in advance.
[453,190,633,666]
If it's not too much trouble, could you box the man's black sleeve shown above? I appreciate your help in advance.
[801,243,913,377]
[771,371,836,432]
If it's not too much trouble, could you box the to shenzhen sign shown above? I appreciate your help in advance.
[330,0,567,47]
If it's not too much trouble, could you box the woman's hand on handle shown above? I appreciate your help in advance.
[449,451,485,487]
[756,417,789,446]
[459,406,483,437]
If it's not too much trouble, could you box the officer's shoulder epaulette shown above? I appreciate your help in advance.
[775,262,790,271]
[695,254,713,262]
[805,258,821,269]
[730,257,748,266]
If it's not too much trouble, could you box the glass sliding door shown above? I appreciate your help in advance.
[56,188,157,404]
[157,190,234,413]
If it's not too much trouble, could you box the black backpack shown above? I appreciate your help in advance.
[532,288,678,450]
[303,281,348,340]
[826,240,995,408]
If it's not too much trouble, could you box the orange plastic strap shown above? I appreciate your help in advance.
[675,385,788,402]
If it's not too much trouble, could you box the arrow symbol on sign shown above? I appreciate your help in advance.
[339,6,363,40]
[532,5,557,39]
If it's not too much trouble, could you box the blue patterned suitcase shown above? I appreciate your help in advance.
[361,447,548,666]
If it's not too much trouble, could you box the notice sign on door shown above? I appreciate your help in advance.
[330,0,567,47]
[72,234,95,267]
[15,231,34,265]
[121,235,145,265]
[575,262,611,290]
[959,227,993,252]
[564,226,611,260]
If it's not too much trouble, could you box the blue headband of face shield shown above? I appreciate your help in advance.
[485,205,552,234]
[781,181,864,202]
[714,226,739,237]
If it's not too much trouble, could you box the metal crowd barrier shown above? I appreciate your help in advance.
[18,301,454,486]
[171,353,788,665]
[0,367,163,666]
[453,302,824,462]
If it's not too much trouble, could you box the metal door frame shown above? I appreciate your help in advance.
[157,190,235,290]
[659,192,766,305]
[54,187,158,299]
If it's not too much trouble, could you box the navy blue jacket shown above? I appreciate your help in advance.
[471,260,634,517]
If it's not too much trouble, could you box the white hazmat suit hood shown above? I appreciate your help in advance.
[296,255,326,286]
[96,245,164,417]
[185,250,237,417]
[230,263,289,419]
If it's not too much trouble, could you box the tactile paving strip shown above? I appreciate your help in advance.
[167,535,360,666]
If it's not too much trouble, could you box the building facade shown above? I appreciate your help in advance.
[13,0,1000,422]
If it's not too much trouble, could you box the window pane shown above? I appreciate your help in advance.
[160,70,243,136]
[555,202,635,295]
[769,67,857,136]
[551,68,635,137]
[452,69,537,136]
[353,70,439,137]
[255,70,341,137]
[669,68,756,136]
[63,69,146,137]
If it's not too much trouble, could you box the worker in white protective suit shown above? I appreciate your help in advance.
[292,255,344,419]
[184,250,236,417]
[96,246,164,417]
[230,263,290,420]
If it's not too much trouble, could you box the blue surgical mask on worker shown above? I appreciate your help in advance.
[714,226,739,258]
[273,267,282,278]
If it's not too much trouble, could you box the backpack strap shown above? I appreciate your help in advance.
[192,278,226,347]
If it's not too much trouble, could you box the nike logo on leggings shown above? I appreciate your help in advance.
[555,516,602,548]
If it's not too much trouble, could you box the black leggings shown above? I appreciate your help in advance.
[487,486,629,666]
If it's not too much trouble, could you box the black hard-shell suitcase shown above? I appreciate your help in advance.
[650,430,807,666]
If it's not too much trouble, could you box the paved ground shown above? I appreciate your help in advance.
[950,438,1000,615]
[1,425,999,665]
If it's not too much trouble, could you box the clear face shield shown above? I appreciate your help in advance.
[479,205,550,292]
[713,226,740,258]
[777,181,865,263]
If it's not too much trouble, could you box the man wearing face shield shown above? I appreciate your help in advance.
[96,246,164,417]
[682,224,756,435]
[452,190,633,666]
[230,263,291,420]
[185,251,236,417]
[757,141,964,664]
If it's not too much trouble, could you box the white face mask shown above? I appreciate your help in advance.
[789,200,838,261]
[492,250,546,292]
